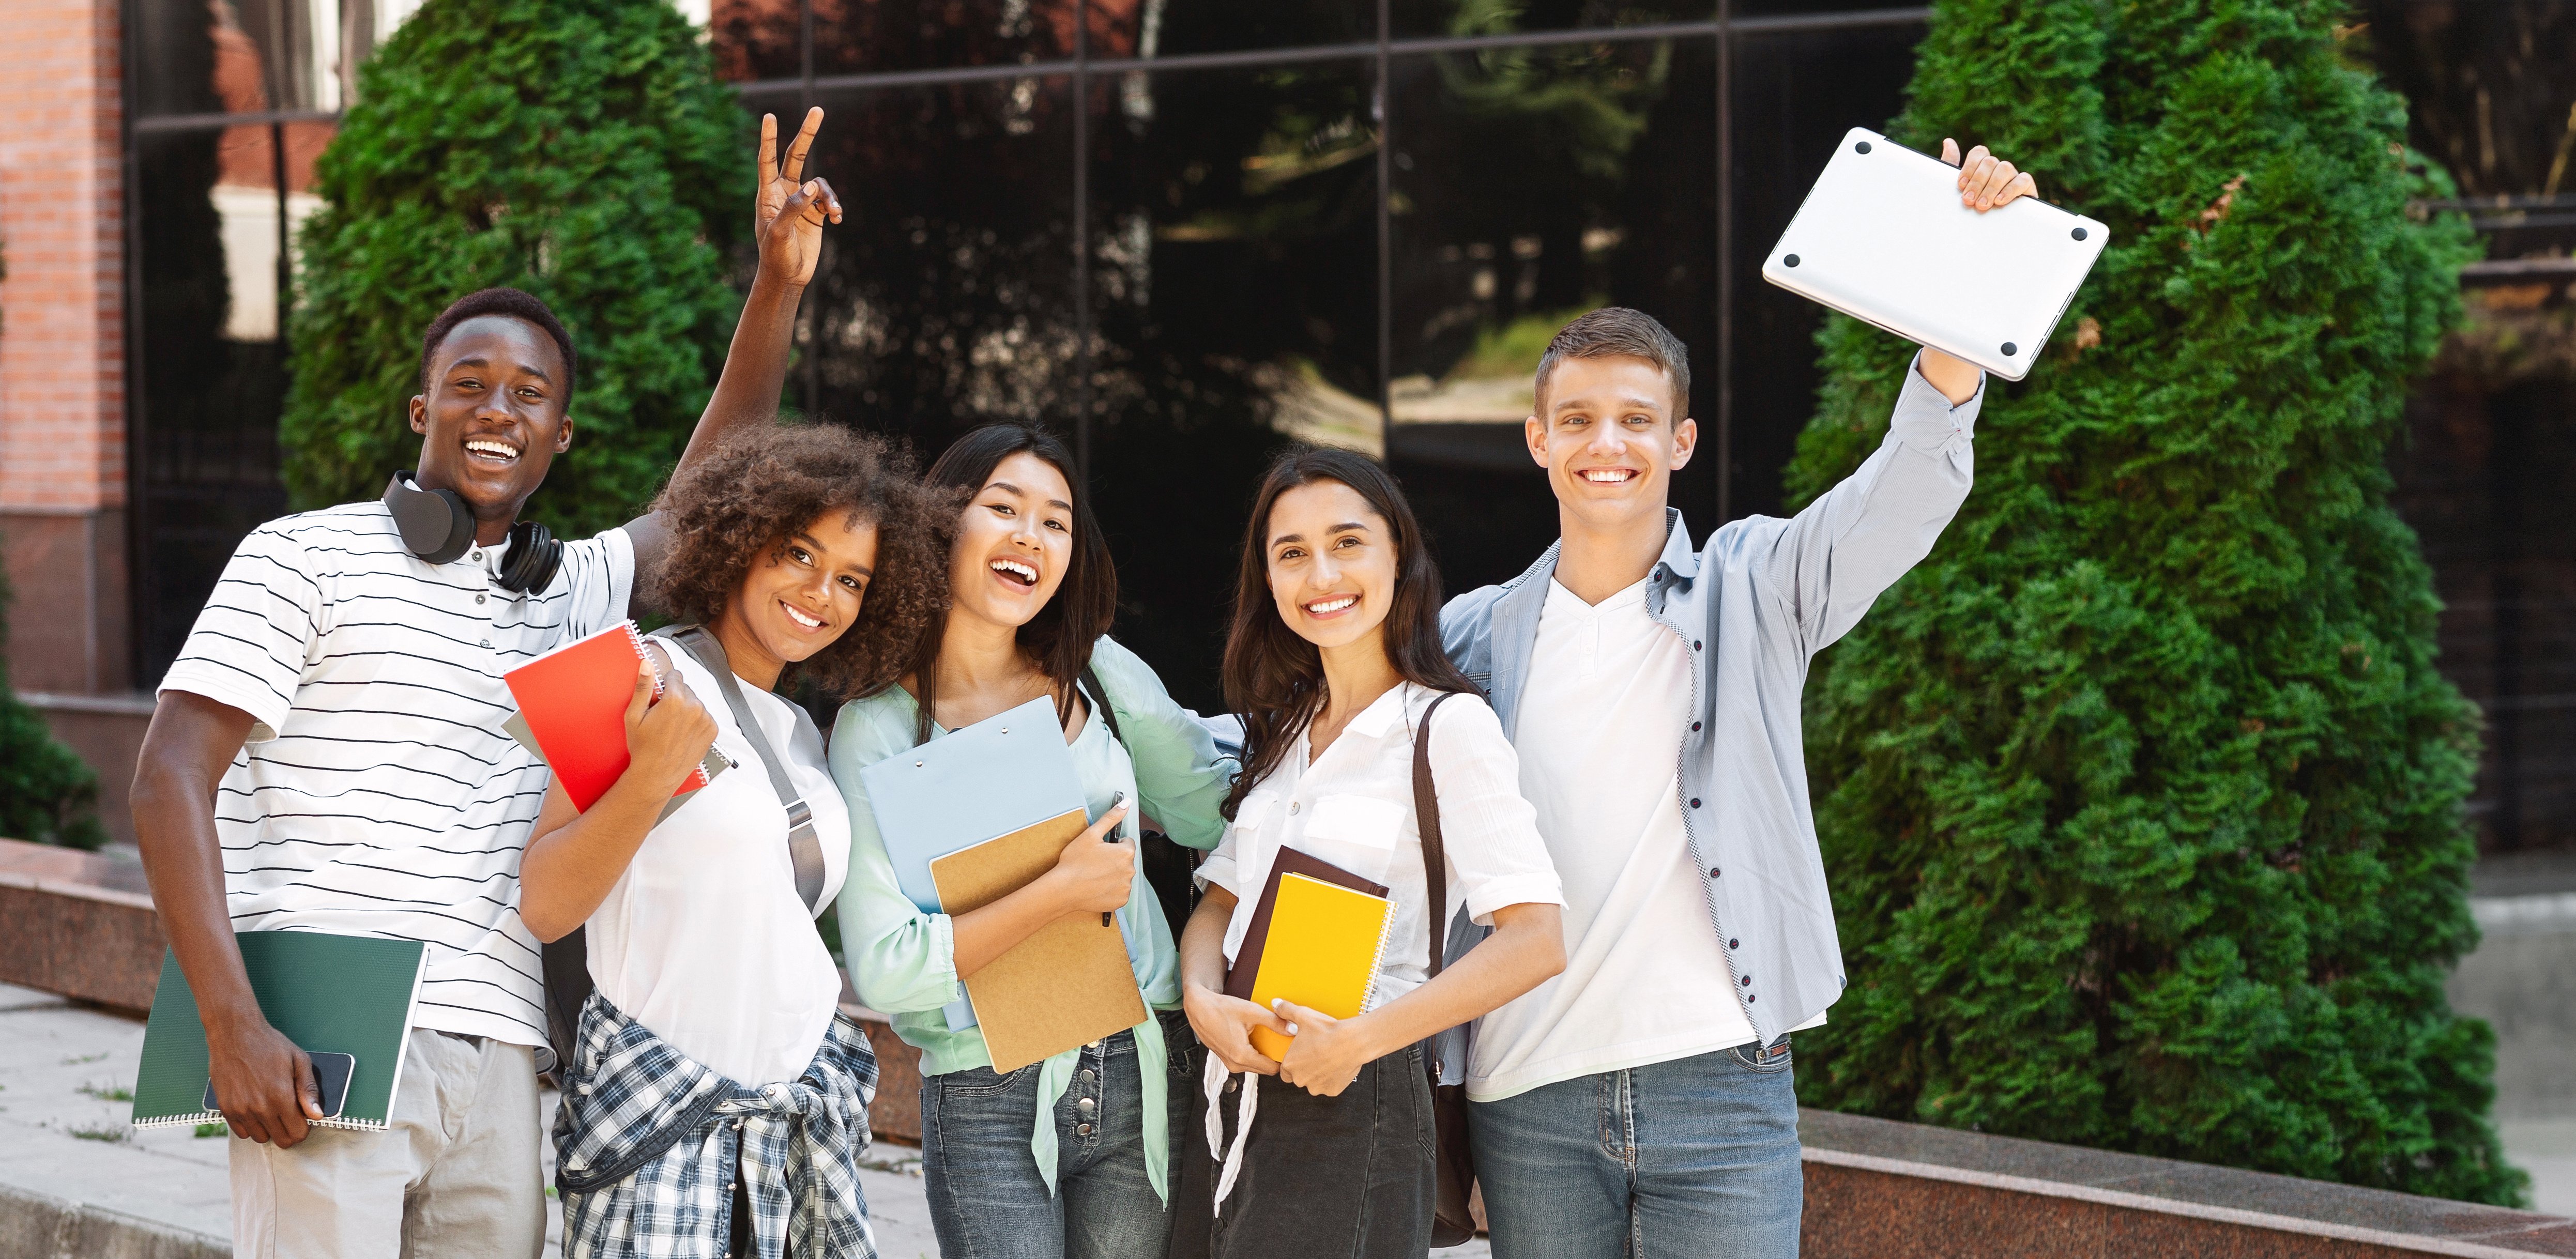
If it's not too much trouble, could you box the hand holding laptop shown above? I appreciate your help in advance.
[1919,138,2041,402]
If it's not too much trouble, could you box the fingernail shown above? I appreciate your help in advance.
[1285,1023,1300,1035]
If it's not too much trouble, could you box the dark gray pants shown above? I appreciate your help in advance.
[1172,1044,1436,1259]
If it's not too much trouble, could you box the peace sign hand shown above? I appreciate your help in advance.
[756,107,844,287]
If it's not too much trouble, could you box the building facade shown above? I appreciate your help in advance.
[2,0,2571,853]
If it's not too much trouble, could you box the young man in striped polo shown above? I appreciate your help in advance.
[131,112,841,1259]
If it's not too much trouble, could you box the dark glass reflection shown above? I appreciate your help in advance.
[1133,0,1373,59]
[1391,0,1713,43]
[796,77,1080,453]
[133,128,294,681]
[1725,24,1916,521]
[810,0,1079,78]
[1086,63,1378,709]
[1386,40,1715,590]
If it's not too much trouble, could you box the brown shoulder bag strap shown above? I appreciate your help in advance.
[1412,689,1465,980]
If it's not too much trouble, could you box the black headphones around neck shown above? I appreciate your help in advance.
[383,472,563,594]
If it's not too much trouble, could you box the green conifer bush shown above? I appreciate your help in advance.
[1782,0,2523,1203]
[282,0,748,535]
[0,565,105,850]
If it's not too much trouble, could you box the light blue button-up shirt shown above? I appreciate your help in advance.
[1441,355,1984,1048]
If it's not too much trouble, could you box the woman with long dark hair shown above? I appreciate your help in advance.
[1174,447,1565,1257]
[831,423,1235,1258]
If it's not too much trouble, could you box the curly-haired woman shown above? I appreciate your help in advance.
[832,423,1237,1259]
[519,422,949,1259]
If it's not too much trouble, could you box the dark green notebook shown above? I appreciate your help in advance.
[131,931,428,1132]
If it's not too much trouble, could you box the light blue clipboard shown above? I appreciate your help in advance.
[862,695,1090,1031]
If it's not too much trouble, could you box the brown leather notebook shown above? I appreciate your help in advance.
[1223,847,1389,1003]
[933,809,1151,1073]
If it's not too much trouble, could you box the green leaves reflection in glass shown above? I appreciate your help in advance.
[1784,0,2524,1207]
[281,0,748,539]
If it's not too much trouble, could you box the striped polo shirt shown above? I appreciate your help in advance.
[159,499,633,1047]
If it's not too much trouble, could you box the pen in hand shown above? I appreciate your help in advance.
[1101,791,1127,927]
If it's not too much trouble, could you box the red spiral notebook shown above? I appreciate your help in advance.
[501,622,726,812]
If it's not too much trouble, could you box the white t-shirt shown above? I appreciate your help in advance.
[584,644,851,1086]
[1467,578,1818,1103]
[159,501,633,1046]
[1200,684,1562,1010]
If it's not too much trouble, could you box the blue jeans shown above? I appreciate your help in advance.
[920,1011,1191,1259]
[1469,1039,1802,1258]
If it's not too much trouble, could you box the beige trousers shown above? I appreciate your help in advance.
[228,1029,546,1259]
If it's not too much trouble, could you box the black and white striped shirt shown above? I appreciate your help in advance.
[159,500,633,1047]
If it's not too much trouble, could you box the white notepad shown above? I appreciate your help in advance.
[1762,128,2109,381]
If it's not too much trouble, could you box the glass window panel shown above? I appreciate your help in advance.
[1130,0,1373,60]
[797,0,1079,79]
[132,130,296,681]
[1723,22,1918,522]
[136,0,414,117]
[1085,62,1379,709]
[1386,39,1715,586]
[709,0,803,83]
[1392,0,1713,44]
[796,76,1079,450]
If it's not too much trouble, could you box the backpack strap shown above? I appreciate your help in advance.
[652,625,828,916]
[1079,664,1125,746]
[1411,690,1466,979]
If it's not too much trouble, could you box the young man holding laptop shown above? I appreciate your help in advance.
[130,112,842,1259]
[1441,141,2036,1256]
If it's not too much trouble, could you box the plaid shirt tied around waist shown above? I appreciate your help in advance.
[554,991,880,1259]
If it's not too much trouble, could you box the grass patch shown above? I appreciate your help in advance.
[195,1122,230,1138]
[78,1082,134,1102]
[60,1052,106,1066]
[68,1123,128,1143]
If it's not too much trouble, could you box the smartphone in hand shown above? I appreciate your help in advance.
[205,1051,355,1119]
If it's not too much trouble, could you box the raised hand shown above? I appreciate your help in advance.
[1941,138,2037,212]
[756,108,845,287]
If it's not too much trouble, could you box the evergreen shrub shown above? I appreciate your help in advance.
[0,565,105,850]
[283,0,749,536]
[1782,0,2524,1204]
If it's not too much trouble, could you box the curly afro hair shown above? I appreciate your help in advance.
[646,424,955,702]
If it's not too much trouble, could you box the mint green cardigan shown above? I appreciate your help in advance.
[830,635,1233,1202]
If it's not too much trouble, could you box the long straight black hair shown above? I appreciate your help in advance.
[910,424,1118,744]
[1220,447,1477,819]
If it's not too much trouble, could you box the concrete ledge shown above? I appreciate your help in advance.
[0,1183,224,1259]
[0,840,162,1014]
[1801,1109,2576,1257]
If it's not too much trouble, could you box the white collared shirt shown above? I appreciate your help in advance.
[1199,683,1563,1010]
[159,500,633,1047]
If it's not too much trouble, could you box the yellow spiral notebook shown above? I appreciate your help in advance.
[1244,872,1395,1062]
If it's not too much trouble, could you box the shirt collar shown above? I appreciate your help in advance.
[1340,683,1414,742]
[1651,506,1699,585]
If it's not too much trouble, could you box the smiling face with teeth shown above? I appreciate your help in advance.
[1263,478,1399,655]
[946,451,1076,635]
[708,509,880,692]
[407,315,576,547]
[1525,352,1697,539]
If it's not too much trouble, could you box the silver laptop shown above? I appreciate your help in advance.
[1762,128,2108,381]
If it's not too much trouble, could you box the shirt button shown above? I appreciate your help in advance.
[1709,868,1721,879]
[1689,798,1702,808]
[471,549,481,561]
[1079,1069,1095,1083]
[1691,721,1703,732]
[1077,1123,1093,1136]
[1741,975,1752,986]
[480,639,491,649]
[476,593,486,604]
[1077,1097,1095,1112]
[1728,938,1739,949]
[1288,802,1300,816]
[1747,994,1757,1004]
[1694,640,1703,651]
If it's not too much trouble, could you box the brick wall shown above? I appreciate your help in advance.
[0,0,130,698]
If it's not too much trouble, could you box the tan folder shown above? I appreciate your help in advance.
[931,808,1149,1073]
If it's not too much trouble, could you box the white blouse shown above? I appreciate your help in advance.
[1199,683,1563,1010]
[583,646,851,1086]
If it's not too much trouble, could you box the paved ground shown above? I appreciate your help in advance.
[0,982,1488,1256]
